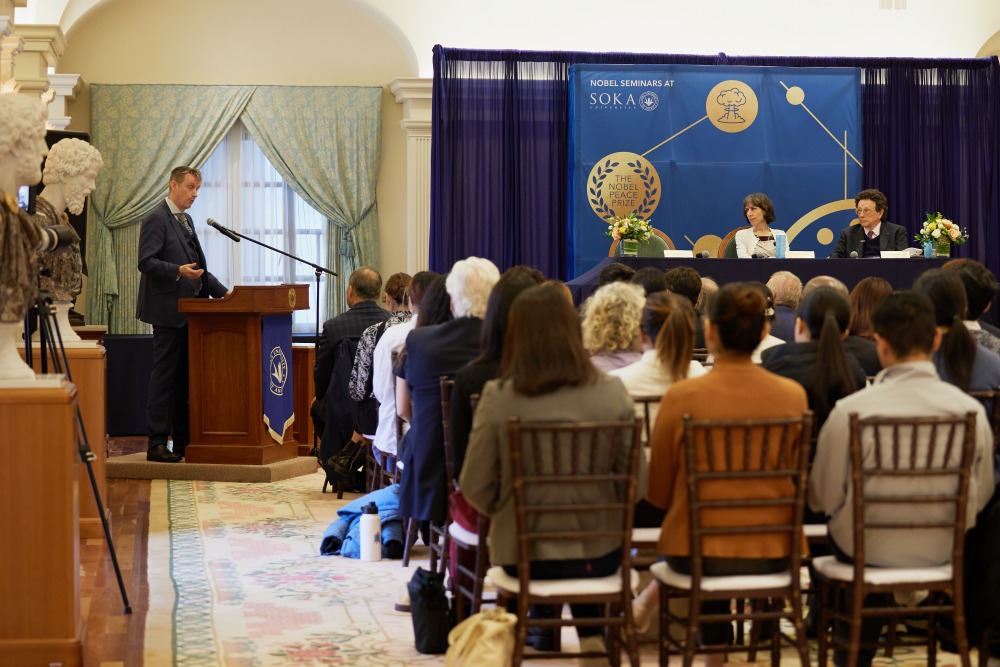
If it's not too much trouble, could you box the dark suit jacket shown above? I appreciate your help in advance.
[313,301,390,403]
[829,221,909,258]
[136,201,227,327]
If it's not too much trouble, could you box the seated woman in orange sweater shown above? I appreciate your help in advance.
[646,282,808,656]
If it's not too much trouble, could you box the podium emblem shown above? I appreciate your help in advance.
[268,346,288,396]
[288,288,297,308]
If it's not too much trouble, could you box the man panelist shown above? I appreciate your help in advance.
[829,189,909,258]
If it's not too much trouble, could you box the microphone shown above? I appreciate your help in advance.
[850,250,859,259]
[208,218,241,243]
[697,250,710,258]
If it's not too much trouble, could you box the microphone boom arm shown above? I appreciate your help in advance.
[209,219,337,277]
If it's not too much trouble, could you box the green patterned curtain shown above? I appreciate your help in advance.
[241,86,382,317]
[88,84,254,333]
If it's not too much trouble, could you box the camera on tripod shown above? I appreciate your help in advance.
[36,223,78,253]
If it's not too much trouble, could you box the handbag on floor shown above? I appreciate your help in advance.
[445,608,517,666]
[408,567,451,654]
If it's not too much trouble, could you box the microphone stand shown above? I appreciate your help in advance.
[212,222,336,457]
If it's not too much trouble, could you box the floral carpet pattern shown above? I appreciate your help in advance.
[143,470,965,666]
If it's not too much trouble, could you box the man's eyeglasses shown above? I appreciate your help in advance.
[856,207,878,216]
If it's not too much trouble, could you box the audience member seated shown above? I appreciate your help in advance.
[665,265,705,347]
[696,276,719,317]
[396,258,500,529]
[460,282,647,662]
[761,286,867,430]
[848,276,893,340]
[913,269,1000,397]
[736,192,785,258]
[642,283,808,656]
[942,258,1000,355]
[598,261,636,287]
[450,266,544,479]
[348,271,411,440]
[630,265,668,295]
[809,291,995,667]
[766,270,802,342]
[370,271,438,461]
[581,281,645,372]
[804,275,882,376]
[313,267,390,482]
[706,281,783,364]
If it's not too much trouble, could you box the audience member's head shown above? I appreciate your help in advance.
[848,276,893,340]
[581,281,645,356]
[802,275,849,301]
[406,270,439,315]
[870,291,937,364]
[942,258,998,319]
[446,257,501,318]
[696,276,719,314]
[508,264,547,284]
[913,269,976,391]
[477,267,545,364]
[630,266,668,295]
[796,286,859,421]
[598,262,636,286]
[383,272,411,310]
[746,280,777,323]
[664,266,702,307]
[640,291,697,382]
[544,279,575,305]
[502,283,597,397]
[706,282,769,356]
[348,267,382,303]
[416,274,453,327]
[767,270,803,309]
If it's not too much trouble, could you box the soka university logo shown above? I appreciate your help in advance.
[269,346,288,397]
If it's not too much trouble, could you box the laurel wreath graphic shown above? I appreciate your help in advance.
[628,158,658,218]
[588,158,618,218]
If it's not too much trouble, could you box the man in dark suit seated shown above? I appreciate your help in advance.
[829,188,909,258]
[313,267,390,481]
[137,166,230,463]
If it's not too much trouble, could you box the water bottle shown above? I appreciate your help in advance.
[774,231,787,259]
[359,502,382,562]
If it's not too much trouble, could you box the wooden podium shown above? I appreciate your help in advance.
[179,285,308,465]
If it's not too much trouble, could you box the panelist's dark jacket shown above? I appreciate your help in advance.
[136,201,227,328]
[829,221,909,258]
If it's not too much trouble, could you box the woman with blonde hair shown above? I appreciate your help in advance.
[581,281,645,372]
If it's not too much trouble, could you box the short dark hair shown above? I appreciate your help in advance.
[855,188,888,217]
[630,266,668,295]
[598,262,636,286]
[742,192,776,224]
[942,258,998,319]
[848,276,894,339]
[349,267,382,301]
[416,274,453,327]
[501,283,597,396]
[170,166,201,184]
[708,282,768,354]
[406,271,439,311]
[664,266,702,306]
[870,291,937,358]
[477,267,545,364]
[384,272,411,306]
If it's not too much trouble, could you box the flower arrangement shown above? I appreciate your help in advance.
[605,213,654,242]
[914,212,969,246]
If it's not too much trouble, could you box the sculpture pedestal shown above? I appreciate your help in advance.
[0,383,84,667]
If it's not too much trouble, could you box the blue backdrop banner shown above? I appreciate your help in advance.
[262,314,294,444]
[568,64,862,278]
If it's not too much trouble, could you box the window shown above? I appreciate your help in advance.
[190,120,329,334]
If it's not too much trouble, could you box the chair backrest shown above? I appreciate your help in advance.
[682,411,813,581]
[440,376,456,492]
[845,411,978,576]
[966,388,1000,456]
[718,226,750,258]
[506,417,643,587]
[608,228,676,257]
[632,394,662,443]
[692,347,710,363]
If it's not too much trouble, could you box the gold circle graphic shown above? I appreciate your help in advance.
[706,80,759,133]
[586,152,661,222]
[785,86,805,106]
[784,198,857,246]
[816,227,834,245]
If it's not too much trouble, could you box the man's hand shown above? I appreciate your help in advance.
[178,263,204,279]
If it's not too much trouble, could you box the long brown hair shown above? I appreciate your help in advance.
[848,276,893,339]
[501,283,597,396]
[644,292,696,382]
[797,287,859,423]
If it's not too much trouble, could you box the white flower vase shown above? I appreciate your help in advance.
[622,239,639,256]
[934,237,951,258]
[0,322,34,381]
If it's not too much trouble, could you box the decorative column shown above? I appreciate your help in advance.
[0,31,22,93]
[10,23,64,97]
[44,72,81,129]
[389,77,433,274]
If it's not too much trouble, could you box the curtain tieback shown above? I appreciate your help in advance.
[339,201,377,258]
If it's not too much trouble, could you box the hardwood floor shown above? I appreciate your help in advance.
[80,440,151,666]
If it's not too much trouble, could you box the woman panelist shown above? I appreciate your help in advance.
[735,193,785,258]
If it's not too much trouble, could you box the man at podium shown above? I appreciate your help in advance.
[136,166,230,463]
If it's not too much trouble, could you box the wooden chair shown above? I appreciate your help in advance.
[608,228,676,257]
[632,394,662,443]
[650,411,814,667]
[426,376,455,576]
[692,348,710,363]
[486,416,644,667]
[967,387,1000,455]
[812,412,979,667]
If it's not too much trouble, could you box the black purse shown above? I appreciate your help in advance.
[327,439,365,480]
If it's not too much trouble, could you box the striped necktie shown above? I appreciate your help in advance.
[175,212,194,236]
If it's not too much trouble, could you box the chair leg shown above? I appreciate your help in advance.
[952,607,973,667]
[401,518,418,567]
[817,580,830,667]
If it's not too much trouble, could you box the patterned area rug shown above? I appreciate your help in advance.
[143,470,964,666]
